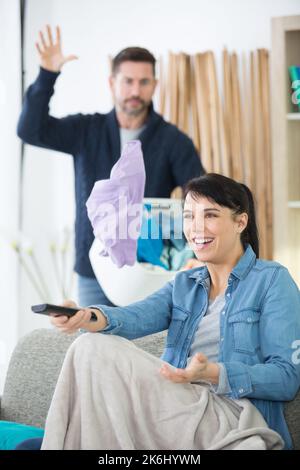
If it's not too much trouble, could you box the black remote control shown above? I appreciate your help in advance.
[31,303,98,321]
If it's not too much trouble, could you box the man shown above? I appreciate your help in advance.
[17,25,205,306]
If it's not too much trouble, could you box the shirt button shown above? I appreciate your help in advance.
[226,293,231,297]
[222,311,225,315]
[247,317,252,322]
[221,337,224,342]
[239,388,244,393]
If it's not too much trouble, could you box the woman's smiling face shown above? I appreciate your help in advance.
[183,193,248,265]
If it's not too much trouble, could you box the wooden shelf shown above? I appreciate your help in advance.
[287,113,300,120]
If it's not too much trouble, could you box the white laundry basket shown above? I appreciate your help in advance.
[89,198,183,306]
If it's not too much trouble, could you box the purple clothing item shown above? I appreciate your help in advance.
[86,140,146,267]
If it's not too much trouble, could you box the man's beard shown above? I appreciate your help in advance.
[119,97,149,116]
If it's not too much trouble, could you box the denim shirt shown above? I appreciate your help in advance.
[96,245,300,449]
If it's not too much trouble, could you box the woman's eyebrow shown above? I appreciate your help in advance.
[203,208,220,212]
[183,207,221,214]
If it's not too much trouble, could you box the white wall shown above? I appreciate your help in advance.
[19,0,77,341]
[0,0,21,393]
[16,1,300,336]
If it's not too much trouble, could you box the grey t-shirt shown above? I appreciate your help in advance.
[120,126,146,149]
[187,291,232,395]
[188,293,225,362]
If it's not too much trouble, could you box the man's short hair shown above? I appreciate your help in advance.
[112,47,156,76]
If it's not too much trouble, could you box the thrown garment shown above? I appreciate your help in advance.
[86,140,145,268]
[41,334,284,450]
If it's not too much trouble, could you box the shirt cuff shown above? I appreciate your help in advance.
[211,362,232,395]
[88,305,123,334]
[35,67,60,88]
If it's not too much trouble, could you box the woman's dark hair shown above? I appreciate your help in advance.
[112,47,156,76]
[183,173,259,258]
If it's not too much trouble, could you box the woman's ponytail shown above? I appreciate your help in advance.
[240,183,259,258]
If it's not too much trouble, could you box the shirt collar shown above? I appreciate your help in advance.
[188,245,257,283]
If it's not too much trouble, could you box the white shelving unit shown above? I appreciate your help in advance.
[287,113,300,120]
[272,15,300,285]
[288,201,300,209]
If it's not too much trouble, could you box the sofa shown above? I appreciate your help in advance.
[0,328,299,449]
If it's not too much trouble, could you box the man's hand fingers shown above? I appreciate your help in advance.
[64,55,79,64]
[39,30,47,49]
[35,42,42,55]
[46,24,53,46]
[56,25,61,44]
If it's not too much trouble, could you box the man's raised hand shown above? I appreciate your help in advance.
[36,25,78,72]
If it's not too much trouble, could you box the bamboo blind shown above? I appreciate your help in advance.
[159,50,272,260]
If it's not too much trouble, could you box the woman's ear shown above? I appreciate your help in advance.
[236,213,248,233]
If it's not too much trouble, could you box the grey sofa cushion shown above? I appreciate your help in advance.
[1,328,299,449]
[132,331,165,357]
[0,329,79,428]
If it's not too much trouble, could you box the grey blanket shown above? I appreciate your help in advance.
[41,333,284,450]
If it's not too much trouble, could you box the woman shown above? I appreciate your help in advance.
[27,174,300,449]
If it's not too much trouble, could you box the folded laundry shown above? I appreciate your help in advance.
[160,243,195,271]
[86,140,145,268]
[137,205,167,270]
[137,205,194,271]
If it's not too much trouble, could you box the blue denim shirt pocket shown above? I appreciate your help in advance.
[228,309,260,355]
[166,307,189,348]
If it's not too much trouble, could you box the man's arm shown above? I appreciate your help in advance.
[17,25,84,155]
